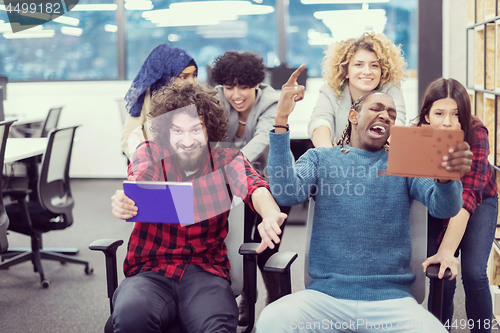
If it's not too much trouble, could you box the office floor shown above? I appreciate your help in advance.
[0,179,497,333]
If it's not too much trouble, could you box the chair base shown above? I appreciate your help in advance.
[2,247,79,258]
[0,249,93,288]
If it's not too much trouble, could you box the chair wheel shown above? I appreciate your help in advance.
[41,279,50,288]
[85,265,94,275]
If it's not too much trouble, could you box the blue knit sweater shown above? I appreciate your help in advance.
[268,131,463,301]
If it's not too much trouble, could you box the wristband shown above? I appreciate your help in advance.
[273,124,289,131]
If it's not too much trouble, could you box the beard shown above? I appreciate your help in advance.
[173,144,210,172]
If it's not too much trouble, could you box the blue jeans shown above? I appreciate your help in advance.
[111,266,238,333]
[428,195,498,333]
[256,289,447,332]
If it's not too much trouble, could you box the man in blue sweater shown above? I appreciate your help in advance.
[256,66,473,332]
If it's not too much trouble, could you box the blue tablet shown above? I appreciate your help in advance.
[123,181,194,225]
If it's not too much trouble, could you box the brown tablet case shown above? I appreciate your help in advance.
[387,126,464,180]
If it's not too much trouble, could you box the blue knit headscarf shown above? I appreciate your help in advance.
[124,44,197,117]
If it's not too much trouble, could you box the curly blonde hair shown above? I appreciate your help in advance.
[323,32,407,96]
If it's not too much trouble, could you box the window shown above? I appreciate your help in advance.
[0,0,417,82]
[0,0,117,81]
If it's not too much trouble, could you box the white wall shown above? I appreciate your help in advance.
[442,0,467,83]
[5,81,130,178]
[5,77,418,178]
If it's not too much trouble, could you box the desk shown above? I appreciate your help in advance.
[5,138,47,163]
[5,115,44,138]
[5,138,47,200]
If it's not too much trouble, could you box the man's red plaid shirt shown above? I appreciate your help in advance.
[124,140,268,282]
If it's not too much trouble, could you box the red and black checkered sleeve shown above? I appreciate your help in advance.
[128,141,162,181]
[461,126,491,214]
[225,152,269,211]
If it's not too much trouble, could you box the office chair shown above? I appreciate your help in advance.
[0,119,16,253]
[40,106,62,138]
[16,106,62,138]
[90,196,286,333]
[0,126,93,288]
[264,198,451,323]
[267,65,308,90]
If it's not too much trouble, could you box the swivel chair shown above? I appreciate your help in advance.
[16,106,62,138]
[40,106,62,138]
[264,198,450,323]
[90,196,281,333]
[0,126,93,288]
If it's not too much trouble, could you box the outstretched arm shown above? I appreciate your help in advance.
[422,209,468,280]
[437,141,472,183]
[311,126,333,148]
[274,64,306,133]
[251,187,287,253]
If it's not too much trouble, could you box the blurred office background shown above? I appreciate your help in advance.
[0,1,495,333]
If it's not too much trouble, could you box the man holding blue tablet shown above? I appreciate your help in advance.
[110,81,285,333]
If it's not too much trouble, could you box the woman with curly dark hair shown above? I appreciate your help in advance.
[211,51,276,166]
[211,51,288,327]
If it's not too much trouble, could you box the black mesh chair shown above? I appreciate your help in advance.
[0,126,93,288]
[90,197,285,333]
[264,198,449,322]
[0,119,16,253]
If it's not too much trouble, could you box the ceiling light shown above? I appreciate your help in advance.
[0,23,12,33]
[53,16,80,26]
[61,26,82,36]
[143,1,273,27]
[313,8,386,41]
[70,4,117,11]
[104,24,118,32]
[3,30,55,39]
[301,0,389,4]
[125,0,154,10]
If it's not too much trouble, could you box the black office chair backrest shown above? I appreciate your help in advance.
[40,106,63,138]
[0,119,15,252]
[37,126,78,227]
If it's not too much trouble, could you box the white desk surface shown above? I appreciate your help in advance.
[5,115,44,127]
[5,138,47,164]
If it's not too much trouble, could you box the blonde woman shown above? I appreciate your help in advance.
[309,32,407,147]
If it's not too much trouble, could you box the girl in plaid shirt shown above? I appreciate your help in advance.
[418,78,498,333]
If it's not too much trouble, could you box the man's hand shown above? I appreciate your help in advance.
[422,250,459,280]
[437,141,473,182]
[111,189,137,220]
[255,212,288,253]
[275,64,306,132]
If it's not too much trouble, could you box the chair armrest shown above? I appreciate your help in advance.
[425,263,452,280]
[89,239,124,254]
[263,251,298,274]
[3,188,31,200]
[238,242,260,255]
[89,238,124,312]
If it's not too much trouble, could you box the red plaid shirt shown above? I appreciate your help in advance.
[461,117,497,214]
[124,140,268,282]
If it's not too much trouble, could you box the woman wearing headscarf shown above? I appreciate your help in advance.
[121,44,197,158]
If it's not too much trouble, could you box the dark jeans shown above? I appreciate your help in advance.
[111,266,238,333]
[428,195,498,333]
